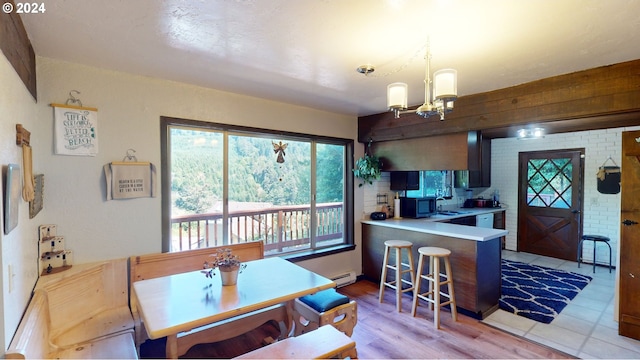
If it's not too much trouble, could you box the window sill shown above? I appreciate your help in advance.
[271,244,356,263]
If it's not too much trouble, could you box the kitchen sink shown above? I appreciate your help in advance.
[436,210,471,216]
[437,211,460,216]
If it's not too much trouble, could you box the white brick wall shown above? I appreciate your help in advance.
[488,125,640,267]
[362,172,392,218]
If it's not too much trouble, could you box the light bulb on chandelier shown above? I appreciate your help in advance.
[359,40,457,121]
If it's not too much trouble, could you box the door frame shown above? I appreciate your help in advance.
[516,148,585,259]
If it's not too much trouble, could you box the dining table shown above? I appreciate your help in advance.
[132,256,336,358]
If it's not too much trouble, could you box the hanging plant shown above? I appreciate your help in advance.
[353,140,382,187]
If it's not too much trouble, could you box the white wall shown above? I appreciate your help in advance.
[0,53,40,352]
[487,127,640,266]
[1,56,362,351]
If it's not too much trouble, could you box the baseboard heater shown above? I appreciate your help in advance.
[330,271,357,287]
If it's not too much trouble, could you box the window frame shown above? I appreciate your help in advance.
[160,116,355,261]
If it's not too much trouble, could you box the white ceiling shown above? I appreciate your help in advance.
[20,0,640,117]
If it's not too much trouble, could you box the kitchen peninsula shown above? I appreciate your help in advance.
[362,209,508,319]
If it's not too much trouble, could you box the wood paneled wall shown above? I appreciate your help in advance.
[0,0,37,99]
[359,59,640,143]
[371,132,468,171]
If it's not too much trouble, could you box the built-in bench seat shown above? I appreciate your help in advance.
[235,324,358,359]
[36,257,134,348]
[7,258,137,359]
[6,290,137,359]
[129,241,289,356]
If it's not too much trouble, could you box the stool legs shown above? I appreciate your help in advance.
[443,256,457,322]
[412,249,457,329]
[578,237,613,273]
[379,241,415,312]
[378,246,390,303]
[395,247,402,312]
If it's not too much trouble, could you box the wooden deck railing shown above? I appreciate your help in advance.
[170,202,344,254]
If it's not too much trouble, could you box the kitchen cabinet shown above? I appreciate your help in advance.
[493,211,506,249]
[448,215,476,226]
[370,132,468,171]
[445,210,506,248]
[369,131,491,185]
[468,131,491,187]
[454,131,491,188]
[390,171,419,191]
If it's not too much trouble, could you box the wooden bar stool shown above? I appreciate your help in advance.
[379,240,416,312]
[412,246,457,329]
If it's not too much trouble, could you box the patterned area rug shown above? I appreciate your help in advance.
[500,259,592,324]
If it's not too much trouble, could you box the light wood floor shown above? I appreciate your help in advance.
[142,279,575,358]
[343,279,574,359]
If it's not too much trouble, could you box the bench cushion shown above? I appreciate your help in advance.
[299,288,349,312]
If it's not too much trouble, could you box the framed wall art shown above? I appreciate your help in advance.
[52,103,99,156]
[4,164,21,235]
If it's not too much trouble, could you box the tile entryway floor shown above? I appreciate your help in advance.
[483,250,640,358]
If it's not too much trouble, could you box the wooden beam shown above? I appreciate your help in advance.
[0,0,37,100]
[359,59,640,142]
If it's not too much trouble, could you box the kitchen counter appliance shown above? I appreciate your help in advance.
[399,196,436,218]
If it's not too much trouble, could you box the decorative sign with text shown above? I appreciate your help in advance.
[53,105,99,156]
[103,162,157,200]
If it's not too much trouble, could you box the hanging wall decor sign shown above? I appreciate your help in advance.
[596,157,621,194]
[104,150,157,200]
[51,103,99,156]
[103,162,157,200]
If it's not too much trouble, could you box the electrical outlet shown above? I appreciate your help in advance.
[39,224,57,241]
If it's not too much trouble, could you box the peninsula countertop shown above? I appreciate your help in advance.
[361,208,508,241]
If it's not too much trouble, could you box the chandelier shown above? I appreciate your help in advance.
[359,41,457,121]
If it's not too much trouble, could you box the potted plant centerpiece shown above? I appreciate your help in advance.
[202,248,247,286]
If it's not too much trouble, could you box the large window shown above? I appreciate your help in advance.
[406,170,453,199]
[161,117,354,259]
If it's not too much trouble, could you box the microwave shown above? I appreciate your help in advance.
[399,197,437,218]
